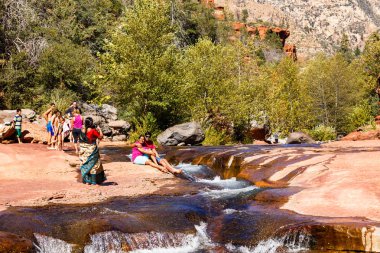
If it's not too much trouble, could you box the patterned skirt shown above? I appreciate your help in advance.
[79,143,106,185]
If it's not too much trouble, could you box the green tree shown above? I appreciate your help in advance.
[97,0,183,128]
[339,33,353,61]
[178,38,238,123]
[301,54,367,133]
[264,57,312,134]
[37,40,95,97]
[362,32,380,79]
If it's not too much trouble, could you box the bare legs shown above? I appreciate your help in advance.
[74,142,79,154]
[159,159,182,174]
[145,160,168,173]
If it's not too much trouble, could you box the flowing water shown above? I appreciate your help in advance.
[0,145,373,252]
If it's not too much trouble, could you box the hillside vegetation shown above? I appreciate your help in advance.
[1,0,380,143]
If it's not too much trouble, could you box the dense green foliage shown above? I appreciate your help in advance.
[1,0,379,143]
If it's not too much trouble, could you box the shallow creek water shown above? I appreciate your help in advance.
[0,145,376,252]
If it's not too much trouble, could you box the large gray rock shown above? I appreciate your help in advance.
[112,135,127,142]
[100,123,113,136]
[286,132,315,144]
[0,109,36,123]
[157,122,205,146]
[0,110,13,123]
[97,104,117,122]
[84,115,105,126]
[81,103,99,116]
[108,120,130,130]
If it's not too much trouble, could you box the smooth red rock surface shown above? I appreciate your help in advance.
[0,143,189,211]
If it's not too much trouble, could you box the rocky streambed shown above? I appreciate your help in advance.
[1,141,380,252]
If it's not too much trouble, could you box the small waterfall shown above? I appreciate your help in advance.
[225,229,311,253]
[84,222,214,253]
[34,234,73,253]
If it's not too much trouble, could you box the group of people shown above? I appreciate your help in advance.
[43,102,83,152]
[10,101,181,186]
[131,133,182,174]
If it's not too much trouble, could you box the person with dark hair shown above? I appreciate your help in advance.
[143,132,182,174]
[131,135,168,173]
[70,109,83,154]
[79,117,106,185]
[65,101,82,118]
[12,109,22,144]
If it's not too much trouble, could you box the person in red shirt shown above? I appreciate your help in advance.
[143,132,182,174]
[79,117,106,185]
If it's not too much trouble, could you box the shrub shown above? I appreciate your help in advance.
[39,88,78,114]
[128,112,160,145]
[343,102,374,133]
[307,125,337,141]
[202,126,231,146]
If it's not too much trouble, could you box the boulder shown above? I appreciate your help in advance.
[0,109,36,123]
[112,135,127,142]
[97,104,117,122]
[0,125,16,140]
[81,103,99,116]
[286,132,315,144]
[0,110,14,123]
[108,120,130,130]
[84,115,105,127]
[100,123,113,137]
[157,122,205,146]
[21,109,36,121]
[341,130,380,141]
[22,122,48,143]
[0,231,33,253]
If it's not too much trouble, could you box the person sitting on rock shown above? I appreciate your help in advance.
[11,108,22,144]
[143,132,182,174]
[131,135,169,173]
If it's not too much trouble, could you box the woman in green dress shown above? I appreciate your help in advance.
[79,117,106,185]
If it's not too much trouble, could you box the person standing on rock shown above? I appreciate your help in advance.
[65,101,81,118]
[71,109,83,154]
[11,109,22,144]
[53,111,64,151]
[143,132,182,174]
[43,103,56,148]
[79,117,106,185]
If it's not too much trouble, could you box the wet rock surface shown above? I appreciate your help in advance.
[1,141,380,252]
[0,231,33,253]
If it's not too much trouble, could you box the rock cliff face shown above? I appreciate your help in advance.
[215,0,380,58]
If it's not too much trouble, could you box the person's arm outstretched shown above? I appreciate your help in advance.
[43,108,52,121]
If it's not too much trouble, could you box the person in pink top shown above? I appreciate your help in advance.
[71,109,83,154]
[132,135,168,173]
[143,132,182,174]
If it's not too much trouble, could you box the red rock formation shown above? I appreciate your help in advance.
[341,130,380,141]
[199,1,297,60]
[214,6,225,20]
[246,25,257,35]
[232,22,245,31]
[375,115,380,125]
[284,44,297,61]
[272,27,290,46]
[257,25,269,39]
